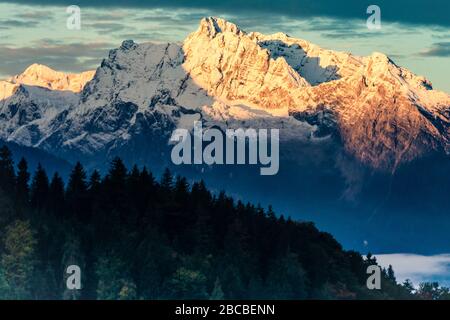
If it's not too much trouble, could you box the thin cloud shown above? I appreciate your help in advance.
[114,31,174,42]
[82,10,129,22]
[84,22,129,33]
[419,42,450,57]
[0,19,40,28]
[375,253,450,287]
[14,10,53,20]
[3,0,450,27]
[0,42,114,77]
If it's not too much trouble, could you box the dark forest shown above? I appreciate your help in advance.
[0,145,448,300]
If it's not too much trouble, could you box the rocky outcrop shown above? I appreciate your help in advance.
[183,17,450,170]
[183,17,310,110]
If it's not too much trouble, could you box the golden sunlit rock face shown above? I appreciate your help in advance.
[183,17,450,170]
[0,63,95,99]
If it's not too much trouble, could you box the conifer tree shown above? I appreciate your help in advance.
[66,162,88,222]
[106,157,128,223]
[138,166,156,213]
[160,168,173,192]
[108,157,128,188]
[88,170,101,193]
[48,173,65,217]
[0,145,15,193]
[66,162,87,197]
[174,175,189,204]
[30,164,49,212]
[387,264,396,283]
[15,157,30,217]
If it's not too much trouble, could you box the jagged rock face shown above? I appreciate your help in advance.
[0,81,17,100]
[183,17,450,170]
[49,41,208,157]
[0,85,79,147]
[0,65,92,147]
[293,52,450,170]
[249,31,364,85]
[0,17,449,171]
[183,17,309,110]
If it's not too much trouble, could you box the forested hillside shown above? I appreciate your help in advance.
[0,145,447,299]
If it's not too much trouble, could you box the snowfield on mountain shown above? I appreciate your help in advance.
[0,17,448,172]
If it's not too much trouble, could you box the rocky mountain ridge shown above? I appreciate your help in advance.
[0,17,449,171]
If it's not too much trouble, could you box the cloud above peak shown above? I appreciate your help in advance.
[419,42,450,57]
[4,0,450,27]
[0,41,112,77]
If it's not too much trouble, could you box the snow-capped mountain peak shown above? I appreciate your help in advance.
[10,63,95,93]
[198,17,245,38]
[0,64,94,146]
[0,64,94,100]
[0,17,449,171]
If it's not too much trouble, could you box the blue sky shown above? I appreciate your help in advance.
[0,1,449,92]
